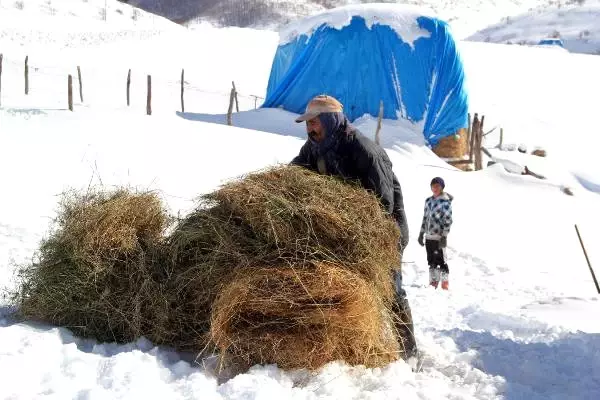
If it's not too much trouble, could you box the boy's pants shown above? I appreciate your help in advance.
[425,239,449,273]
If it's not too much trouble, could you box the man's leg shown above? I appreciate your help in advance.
[392,269,418,360]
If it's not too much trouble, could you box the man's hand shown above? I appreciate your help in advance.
[418,232,425,247]
[440,236,447,248]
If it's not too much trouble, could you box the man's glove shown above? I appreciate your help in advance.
[418,232,425,247]
[440,236,447,248]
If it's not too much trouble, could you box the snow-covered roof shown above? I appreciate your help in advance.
[278,4,437,48]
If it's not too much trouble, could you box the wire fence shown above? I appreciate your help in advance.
[0,52,266,113]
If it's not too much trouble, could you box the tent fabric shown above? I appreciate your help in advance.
[262,12,469,146]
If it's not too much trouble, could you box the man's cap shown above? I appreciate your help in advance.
[294,95,343,123]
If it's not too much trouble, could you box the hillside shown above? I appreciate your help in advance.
[121,0,559,37]
[467,0,600,55]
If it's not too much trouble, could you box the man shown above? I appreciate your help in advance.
[290,94,418,363]
[418,177,453,290]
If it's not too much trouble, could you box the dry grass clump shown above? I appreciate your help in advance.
[209,262,400,370]
[12,188,173,344]
[164,166,402,353]
[433,128,469,159]
[12,166,405,371]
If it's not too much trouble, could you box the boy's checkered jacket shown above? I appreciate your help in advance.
[419,192,454,240]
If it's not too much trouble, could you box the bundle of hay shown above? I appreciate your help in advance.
[168,166,404,369]
[12,188,173,344]
[13,166,406,372]
[210,263,399,370]
[433,128,469,160]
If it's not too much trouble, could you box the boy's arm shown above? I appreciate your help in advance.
[442,201,453,237]
[419,200,428,234]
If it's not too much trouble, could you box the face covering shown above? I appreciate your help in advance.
[314,112,346,155]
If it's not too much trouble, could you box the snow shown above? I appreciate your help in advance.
[1,1,600,399]
[467,0,600,55]
[278,4,433,47]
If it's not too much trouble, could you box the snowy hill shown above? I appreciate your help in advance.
[468,0,600,55]
[123,0,560,38]
[1,2,600,399]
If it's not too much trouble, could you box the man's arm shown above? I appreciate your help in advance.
[290,141,312,168]
[392,174,409,249]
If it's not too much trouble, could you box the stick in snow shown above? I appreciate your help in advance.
[575,224,600,294]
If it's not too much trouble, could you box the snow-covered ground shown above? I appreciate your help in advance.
[468,0,600,55]
[1,2,600,399]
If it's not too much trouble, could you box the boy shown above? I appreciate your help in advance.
[418,177,454,290]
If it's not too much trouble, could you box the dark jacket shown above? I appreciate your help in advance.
[291,114,409,249]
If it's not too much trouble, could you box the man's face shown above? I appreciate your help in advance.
[307,116,325,143]
[431,183,443,197]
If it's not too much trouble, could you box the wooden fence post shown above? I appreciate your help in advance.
[575,224,600,294]
[77,66,83,102]
[232,81,239,112]
[227,87,235,126]
[25,56,29,95]
[146,75,152,115]
[470,113,478,164]
[375,100,384,145]
[68,75,73,111]
[126,69,131,106]
[0,53,3,107]
[180,68,185,113]
[475,115,485,170]
[467,113,472,158]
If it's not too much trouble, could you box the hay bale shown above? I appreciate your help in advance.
[13,166,405,372]
[13,188,173,344]
[165,166,402,355]
[532,148,547,157]
[432,128,468,159]
[210,262,400,370]
[203,166,401,290]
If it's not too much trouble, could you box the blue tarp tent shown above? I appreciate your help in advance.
[262,5,469,146]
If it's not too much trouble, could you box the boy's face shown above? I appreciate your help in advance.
[431,183,443,197]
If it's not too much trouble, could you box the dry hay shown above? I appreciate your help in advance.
[532,148,547,157]
[209,262,400,370]
[433,128,469,159]
[12,188,174,344]
[165,166,402,358]
[13,166,404,371]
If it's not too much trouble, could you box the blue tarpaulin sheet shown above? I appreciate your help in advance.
[262,15,469,146]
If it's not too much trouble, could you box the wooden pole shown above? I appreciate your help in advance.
[25,55,29,95]
[126,69,131,106]
[575,224,600,294]
[470,113,478,164]
[227,87,235,126]
[232,81,239,112]
[180,68,185,113]
[476,116,485,170]
[466,113,472,158]
[68,74,73,111]
[375,100,384,145]
[0,53,3,107]
[77,66,83,102]
[146,75,152,115]
[499,127,504,148]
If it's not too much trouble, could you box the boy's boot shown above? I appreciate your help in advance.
[440,270,449,290]
[429,267,440,288]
